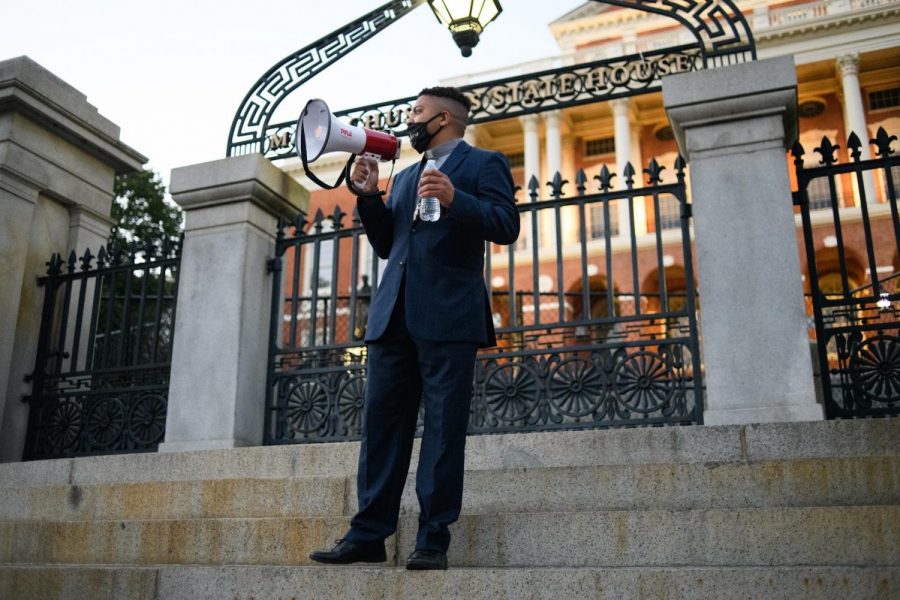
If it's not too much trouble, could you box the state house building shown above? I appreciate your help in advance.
[280,0,900,347]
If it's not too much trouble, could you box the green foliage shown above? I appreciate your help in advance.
[110,169,183,249]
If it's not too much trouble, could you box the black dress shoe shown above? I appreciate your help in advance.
[405,549,448,570]
[309,538,386,564]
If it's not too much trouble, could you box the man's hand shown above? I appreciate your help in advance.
[418,170,455,208]
[349,157,380,195]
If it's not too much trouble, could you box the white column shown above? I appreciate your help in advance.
[837,53,876,203]
[611,98,641,236]
[159,155,309,452]
[664,55,821,425]
[543,110,562,181]
[611,99,632,180]
[464,125,478,147]
[520,114,540,189]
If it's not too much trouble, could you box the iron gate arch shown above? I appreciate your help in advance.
[265,157,703,444]
[227,0,755,160]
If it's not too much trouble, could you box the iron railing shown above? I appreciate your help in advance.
[265,157,703,444]
[22,239,181,460]
[793,128,900,418]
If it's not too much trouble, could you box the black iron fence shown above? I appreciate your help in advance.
[793,128,900,418]
[23,240,181,460]
[265,158,703,444]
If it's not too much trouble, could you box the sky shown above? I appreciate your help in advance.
[1,0,587,188]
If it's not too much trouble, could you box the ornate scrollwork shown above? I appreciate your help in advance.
[548,357,605,417]
[227,0,424,157]
[285,378,330,434]
[483,362,540,422]
[850,332,900,405]
[85,396,126,448]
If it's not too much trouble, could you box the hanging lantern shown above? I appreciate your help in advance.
[427,0,503,57]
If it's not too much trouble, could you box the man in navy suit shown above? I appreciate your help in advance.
[310,87,519,570]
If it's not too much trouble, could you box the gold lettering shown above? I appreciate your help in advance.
[633,60,654,82]
[522,81,542,104]
[362,113,382,130]
[610,65,630,86]
[675,54,694,73]
[588,67,610,90]
[269,131,291,150]
[464,91,480,111]
[385,107,404,128]
[556,73,577,97]
[656,56,673,77]
[490,87,506,109]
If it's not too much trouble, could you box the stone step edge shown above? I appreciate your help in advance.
[4,502,897,525]
[3,418,897,488]
[2,564,898,600]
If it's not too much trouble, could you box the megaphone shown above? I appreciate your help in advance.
[297,98,401,192]
[299,99,400,162]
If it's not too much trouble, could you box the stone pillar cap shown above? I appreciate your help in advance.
[663,56,799,158]
[170,153,309,221]
[0,55,146,172]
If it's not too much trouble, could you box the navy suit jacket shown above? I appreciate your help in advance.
[356,141,519,347]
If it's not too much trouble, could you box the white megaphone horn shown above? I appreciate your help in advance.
[297,98,401,191]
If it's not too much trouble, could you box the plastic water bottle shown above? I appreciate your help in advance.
[419,159,441,222]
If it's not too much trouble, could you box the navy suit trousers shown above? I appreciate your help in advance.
[345,285,478,553]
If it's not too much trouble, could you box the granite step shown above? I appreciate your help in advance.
[1,455,897,522]
[1,564,898,600]
[2,505,897,568]
[3,419,897,491]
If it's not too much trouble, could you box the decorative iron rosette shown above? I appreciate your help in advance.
[337,375,366,435]
[849,332,900,405]
[84,396,126,448]
[46,399,82,451]
[285,378,330,435]
[548,357,605,417]
[128,393,167,446]
[482,361,541,422]
[612,351,675,413]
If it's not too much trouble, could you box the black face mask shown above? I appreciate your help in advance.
[407,112,444,153]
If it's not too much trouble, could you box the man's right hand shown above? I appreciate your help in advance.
[349,156,380,195]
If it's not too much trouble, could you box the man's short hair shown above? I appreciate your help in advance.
[418,86,472,114]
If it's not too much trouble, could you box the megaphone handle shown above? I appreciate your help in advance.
[345,155,385,199]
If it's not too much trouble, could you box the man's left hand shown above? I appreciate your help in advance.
[418,170,455,208]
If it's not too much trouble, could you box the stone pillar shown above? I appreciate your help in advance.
[663,55,822,425]
[157,155,308,453]
[836,53,876,203]
[0,56,145,461]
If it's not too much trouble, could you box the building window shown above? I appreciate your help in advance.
[807,175,835,211]
[590,202,620,238]
[506,152,525,168]
[869,87,900,111]
[585,137,615,157]
[656,194,682,230]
